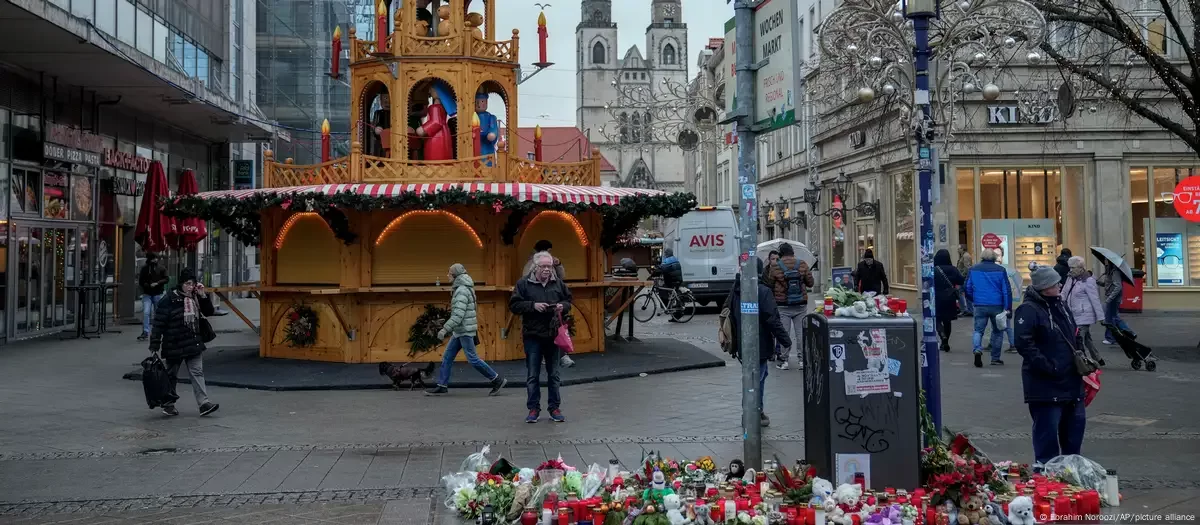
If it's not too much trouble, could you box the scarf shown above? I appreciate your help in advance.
[181,290,198,331]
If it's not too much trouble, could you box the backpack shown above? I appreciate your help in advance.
[718,307,734,355]
[782,259,807,305]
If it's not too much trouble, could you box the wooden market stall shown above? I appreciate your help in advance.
[167,0,694,363]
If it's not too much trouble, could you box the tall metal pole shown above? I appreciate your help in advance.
[907,0,942,437]
[733,0,762,469]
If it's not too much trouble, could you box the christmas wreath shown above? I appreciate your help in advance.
[284,304,319,347]
[161,188,697,249]
[407,304,451,357]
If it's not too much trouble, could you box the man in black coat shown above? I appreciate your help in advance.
[149,268,217,417]
[853,249,890,295]
[1054,248,1073,285]
[137,253,169,341]
[725,258,792,427]
[1014,267,1086,465]
[509,251,573,424]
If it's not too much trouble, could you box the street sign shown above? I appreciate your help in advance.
[723,18,737,115]
[981,233,1002,250]
[752,0,803,132]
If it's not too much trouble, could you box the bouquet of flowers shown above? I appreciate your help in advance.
[458,474,516,519]
[922,436,1000,505]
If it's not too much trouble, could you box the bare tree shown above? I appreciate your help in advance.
[1034,0,1200,153]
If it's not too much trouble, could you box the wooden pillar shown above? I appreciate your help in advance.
[485,0,495,41]
[591,147,602,186]
[351,141,363,181]
[263,150,275,187]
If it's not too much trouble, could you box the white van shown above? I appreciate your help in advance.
[662,206,740,305]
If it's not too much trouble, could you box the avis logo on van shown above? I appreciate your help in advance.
[689,234,725,248]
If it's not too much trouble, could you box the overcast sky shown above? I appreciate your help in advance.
[492,1,731,128]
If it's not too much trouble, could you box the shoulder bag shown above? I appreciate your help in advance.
[1048,309,1097,376]
[935,266,971,316]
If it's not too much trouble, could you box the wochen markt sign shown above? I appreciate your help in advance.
[750,0,803,132]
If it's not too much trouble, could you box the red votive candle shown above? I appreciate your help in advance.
[1036,501,1051,522]
[805,507,816,525]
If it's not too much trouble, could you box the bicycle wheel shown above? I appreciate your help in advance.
[668,291,697,323]
[631,292,657,323]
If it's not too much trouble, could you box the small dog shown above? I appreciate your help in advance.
[379,362,435,390]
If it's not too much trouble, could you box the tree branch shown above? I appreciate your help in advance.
[1157,0,1199,80]
[1041,43,1200,152]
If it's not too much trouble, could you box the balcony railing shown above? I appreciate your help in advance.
[349,27,518,65]
[262,145,601,188]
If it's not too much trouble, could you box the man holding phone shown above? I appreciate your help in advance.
[509,251,573,424]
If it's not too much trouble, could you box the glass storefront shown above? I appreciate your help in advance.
[1130,166,1200,288]
[9,224,81,336]
[893,171,915,285]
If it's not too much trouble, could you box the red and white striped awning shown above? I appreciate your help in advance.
[194,183,665,206]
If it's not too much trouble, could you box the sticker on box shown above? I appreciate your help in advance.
[887,358,902,376]
[845,370,891,396]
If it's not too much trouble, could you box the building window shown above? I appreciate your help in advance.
[893,172,915,285]
[830,189,846,270]
[71,0,93,21]
[136,6,153,55]
[662,43,676,66]
[619,112,629,143]
[153,17,168,63]
[117,0,136,46]
[1132,167,1200,287]
[592,41,606,64]
[643,111,652,141]
[96,0,117,35]
[631,113,642,142]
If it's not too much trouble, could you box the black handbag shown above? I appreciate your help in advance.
[141,355,177,409]
[198,317,217,343]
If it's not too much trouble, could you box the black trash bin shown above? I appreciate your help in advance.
[800,313,921,491]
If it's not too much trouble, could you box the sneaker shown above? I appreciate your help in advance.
[549,409,566,423]
[137,333,148,341]
[973,353,983,368]
[162,405,179,417]
[991,359,1004,366]
[425,385,449,395]
[760,412,771,427]
[776,361,789,371]
[488,377,507,396]
[525,410,540,423]
[1006,347,1018,353]
[795,360,804,370]
[1102,339,1114,345]
[198,403,219,416]
[560,355,575,368]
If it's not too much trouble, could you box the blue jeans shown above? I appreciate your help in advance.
[436,335,497,387]
[758,361,769,412]
[142,294,162,335]
[1028,401,1086,464]
[1103,298,1131,340]
[972,305,1006,361]
[523,337,561,411]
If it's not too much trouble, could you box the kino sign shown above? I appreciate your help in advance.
[751,0,802,132]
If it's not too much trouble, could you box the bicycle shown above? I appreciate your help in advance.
[631,283,697,323]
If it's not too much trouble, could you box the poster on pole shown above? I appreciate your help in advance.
[752,0,803,132]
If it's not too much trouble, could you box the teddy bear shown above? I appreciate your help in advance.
[957,494,988,525]
[808,477,835,509]
[1006,496,1037,525]
[465,12,484,39]
[829,484,866,525]
[436,5,454,36]
[663,494,689,525]
[689,501,715,525]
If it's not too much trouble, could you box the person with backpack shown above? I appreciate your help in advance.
[724,258,791,427]
[760,243,814,370]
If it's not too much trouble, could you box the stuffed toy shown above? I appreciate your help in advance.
[985,502,1009,525]
[865,504,903,525]
[727,460,746,482]
[663,495,688,525]
[957,494,987,525]
[642,470,676,510]
[1006,496,1036,525]
[689,501,715,525]
[808,477,835,509]
[829,484,865,525]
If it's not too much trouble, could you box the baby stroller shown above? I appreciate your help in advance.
[1101,321,1157,371]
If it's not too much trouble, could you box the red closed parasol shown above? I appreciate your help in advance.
[169,169,208,250]
[134,160,175,253]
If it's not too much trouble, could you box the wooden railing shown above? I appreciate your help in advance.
[261,146,601,188]
[349,28,519,65]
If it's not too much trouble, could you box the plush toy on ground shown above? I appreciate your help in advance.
[984,502,1009,525]
[808,477,835,509]
[829,484,866,525]
[689,501,715,525]
[641,470,676,510]
[663,494,688,525]
[957,494,988,525]
[1006,496,1037,525]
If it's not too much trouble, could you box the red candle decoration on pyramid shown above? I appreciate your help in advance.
[471,112,482,157]
[320,119,331,163]
[537,11,549,64]
[330,26,342,78]
[376,0,388,53]
[533,125,543,161]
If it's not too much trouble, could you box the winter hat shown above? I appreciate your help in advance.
[863,249,875,259]
[1031,267,1061,291]
[449,263,467,278]
[178,268,197,284]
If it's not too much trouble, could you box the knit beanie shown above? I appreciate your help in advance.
[1031,267,1061,291]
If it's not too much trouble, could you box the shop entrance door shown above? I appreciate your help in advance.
[9,223,80,338]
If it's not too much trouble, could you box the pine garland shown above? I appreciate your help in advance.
[161,188,697,248]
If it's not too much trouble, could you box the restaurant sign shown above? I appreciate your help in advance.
[102,149,152,173]
[103,176,145,196]
[44,123,103,166]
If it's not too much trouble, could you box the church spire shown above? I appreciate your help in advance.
[579,0,613,28]
[651,0,681,24]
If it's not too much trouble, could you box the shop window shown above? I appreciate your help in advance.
[43,171,70,220]
[1130,167,1149,278]
[893,172,915,285]
[0,162,8,219]
[854,179,876,262]
[830,189,846,270]
[1149,167,1200,287]
[71,175,94,222]
[956,168,975,255]
[11,168,40,215]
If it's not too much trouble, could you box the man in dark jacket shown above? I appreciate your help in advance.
[1014,267,1086,465]
[725,258,792,427]
[965,249,1013,367]
[1053,248,1073,285]
[933,249,966,352]
[148,268,218,417]
[853,249,889,295]
[138,253,169,341]
[656,248,684,317]
[509,251,573,423]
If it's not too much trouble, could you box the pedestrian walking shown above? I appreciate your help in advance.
[1098,259,1130,344]
[509,251,573,423]
[426,264,507,396]
[1014,266,1087,466]
[1063,256,1106,366]
[933,249,965,352]
[760,243,813,370]
[853,249,890,295]
[956,245,973,276]
[964,249,1013,367]
[725,258,791,427]
[523,240,572,367]
[148,268,218,417]
[1054,248,1073,285]
[137,253,169,341]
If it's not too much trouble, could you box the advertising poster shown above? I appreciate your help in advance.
[1156,232,1184,285]
[831,266,854,289]
[980,234,1010,266]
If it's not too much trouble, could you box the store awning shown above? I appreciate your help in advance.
[194,183,668,206]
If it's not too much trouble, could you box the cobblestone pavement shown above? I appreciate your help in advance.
[1,304,1198,522]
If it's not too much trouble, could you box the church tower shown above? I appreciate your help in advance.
[647,0,687,83]
[576,0,618,133]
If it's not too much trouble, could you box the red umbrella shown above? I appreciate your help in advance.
[134,160,175,253]
[169,169,208,250]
